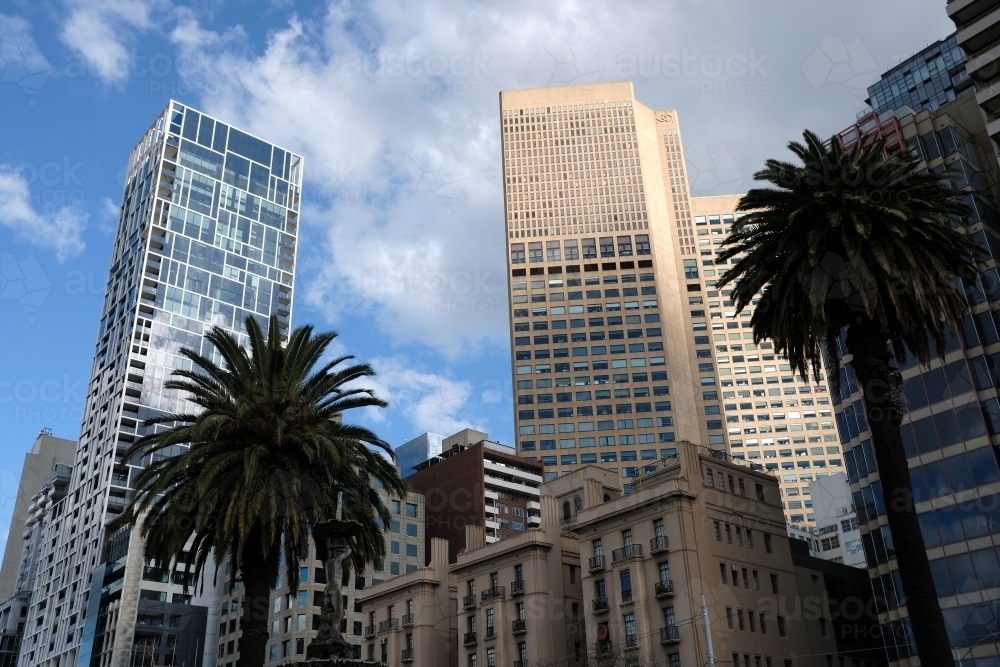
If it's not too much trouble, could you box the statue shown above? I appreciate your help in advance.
[296,492,378,667]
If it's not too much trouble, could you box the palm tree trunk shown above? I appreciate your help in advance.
[237,533,273,667]
[847,323,953,665]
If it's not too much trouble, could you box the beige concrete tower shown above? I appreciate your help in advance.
[500,81,700,491]
[500,82,841,524]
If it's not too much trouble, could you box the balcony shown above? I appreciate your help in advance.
[588,555,605,571]
[401,648,414,662]
[401,614,413,627]
[660,625,680,644]
[364,625,375,638]
[592,598,609,614]
[612,545,642,563]
[463,595,476,609]
[650,536,668,553]
[511,579,525,595]
[463,632,477,646]
[481,586,505,602]
[596,641,613,657]
[560,515,577,526]
[655,580,674,598]
[512,619,527,634]
[377,618,398,633]
[485,626,496,640]
[527,515,541,527]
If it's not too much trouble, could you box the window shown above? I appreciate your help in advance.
[720,563,728,585]
[620,570,633,602]
[777,616,786,637]
[770,574,779,594]
[486,646,496,667]
[764,533,772,553]
[726,607,734,629]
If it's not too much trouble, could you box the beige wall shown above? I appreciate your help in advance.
[570,442,820,667]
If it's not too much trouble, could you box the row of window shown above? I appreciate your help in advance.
[514,301,659,317]
[514,343,663,359]
[518,388,668,402]
[518,402,669,419]
[510,236,651,263]
[516,288,657,301]
[516,372,666,388]
[518,420,674,436]
[515,315,660,331]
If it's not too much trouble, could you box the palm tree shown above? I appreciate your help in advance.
[716,130,982,664]
[123,314,405,667]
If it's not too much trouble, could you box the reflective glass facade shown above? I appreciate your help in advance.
[866,34,971,115]
[20,101,301,667]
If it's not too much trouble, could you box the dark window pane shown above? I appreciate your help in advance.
[899,423,917,458]
[944,360,973,397]
[957,403,987,441]
[922,368,948,403]
[911,416,938,454]
[929,558,954,597]
[970,548,1000,590]
[918,511,941,548]
[922,460,951,498]
[933,410,962,448]
[909,466,930,503]
[970,355,993,390]
[945,454,977,492]
[934,506,966,545]
[968,447,1000,486]
[902,377,928,412]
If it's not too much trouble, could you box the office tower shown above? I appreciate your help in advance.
[499,82,838,522]
[213,492,425,667]
[827,83,1000,660]
[0,432,75,667]
[0,431,76,602]
[394,433,444,479]
[501,81,701,490]
[406,430,543,562]
[950,1,1000,170]
[865,33,972,116]
[19,101,301,667]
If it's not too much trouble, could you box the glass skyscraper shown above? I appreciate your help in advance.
[865,33,971,116]
[17,101,301,667]
[394,432,444,478]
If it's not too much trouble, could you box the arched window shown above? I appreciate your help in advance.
[562,501,571,520]
[574,496,583,512]
[603,494,611,502]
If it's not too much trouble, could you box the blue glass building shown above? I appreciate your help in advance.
[866,34,972,116]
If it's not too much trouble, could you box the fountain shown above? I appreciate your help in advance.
[293,493,379,667]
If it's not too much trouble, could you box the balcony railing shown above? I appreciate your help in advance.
[655,580,674,597]
[592,598,609,614]
[364,625,375,638]
[560,515,577,526]
[512,619,527,634]
[514,662,525,667]
[511,579,525,595]
[650,535,668,553]
[401,648,414,662]
[612,545,642,563]
[660,625,680,643]
[588,555,605,571]
[481,586,505,602]
[401,614,413,627]
[485,626,496,640]
[463,632,477,645]
[596,641,613,657]
[462,594,476,608]
[377,618,398,632]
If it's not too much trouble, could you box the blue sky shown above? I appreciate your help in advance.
[0,0,954,547]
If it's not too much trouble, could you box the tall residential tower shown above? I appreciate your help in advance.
[17,101,301,667]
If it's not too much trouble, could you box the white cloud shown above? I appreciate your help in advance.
[0,166,87,261]
[59,0,166,83]
[358,357,486,437]
[126,0,951,358]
